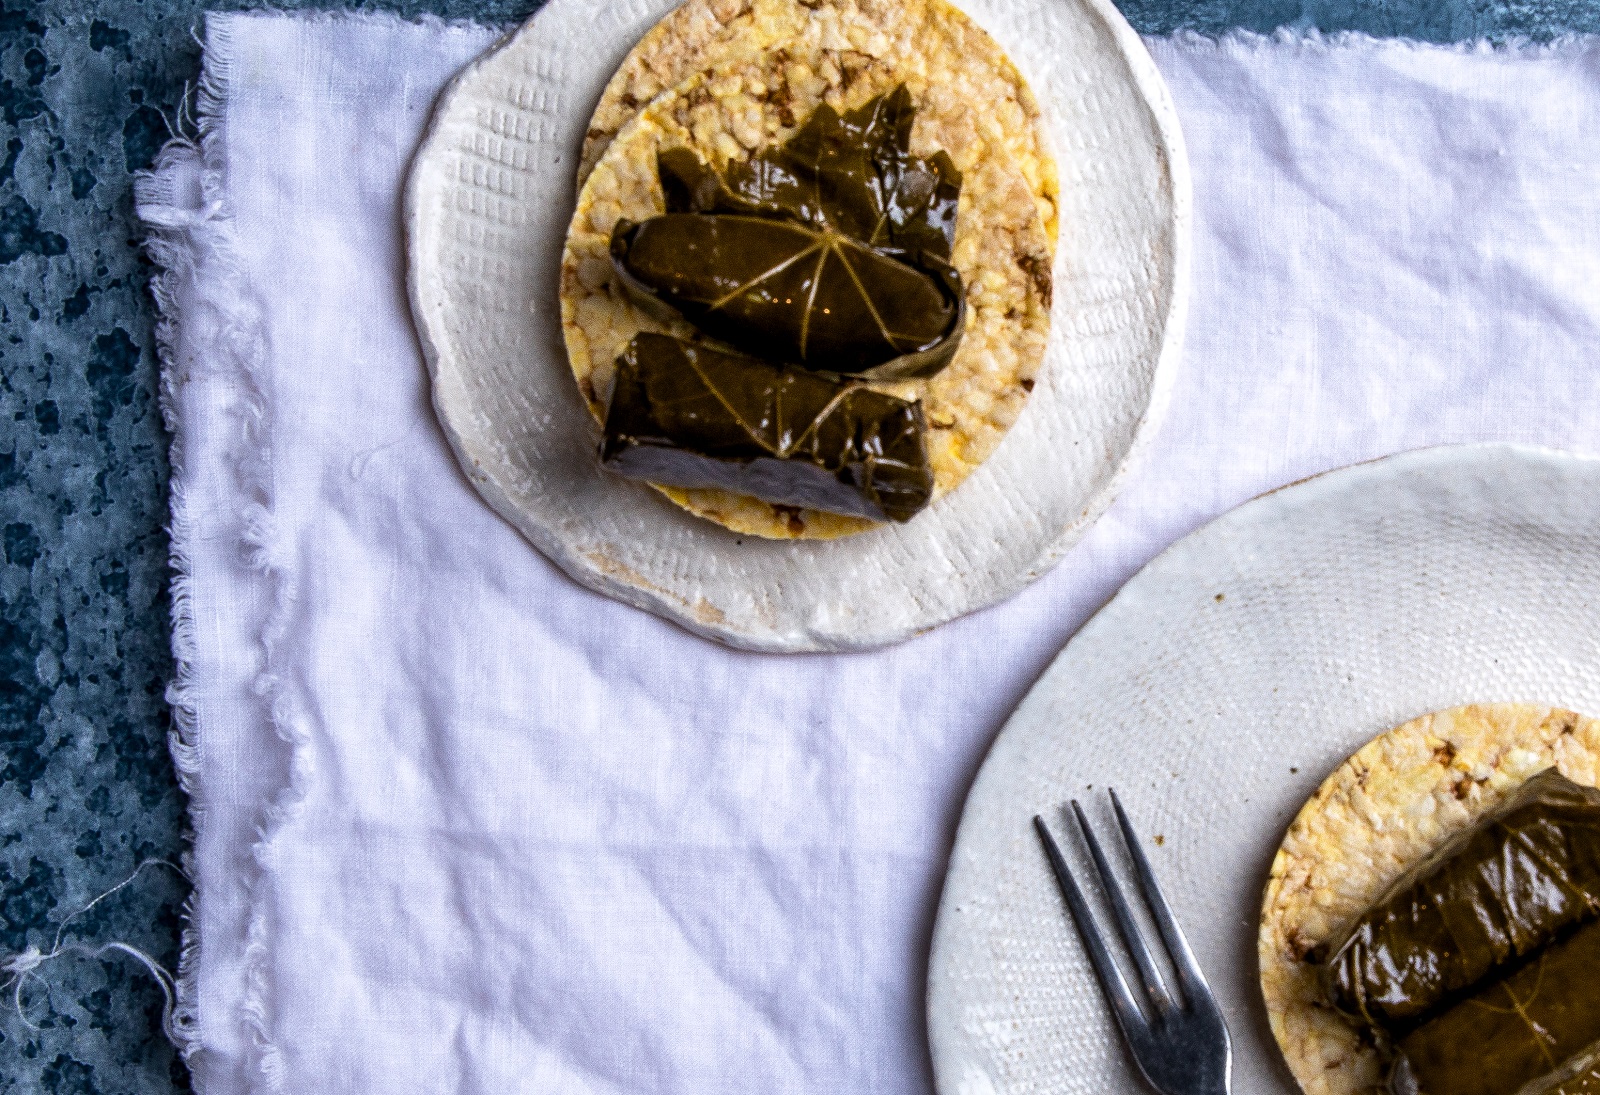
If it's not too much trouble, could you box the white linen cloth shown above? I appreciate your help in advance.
[138,15,1600,1094]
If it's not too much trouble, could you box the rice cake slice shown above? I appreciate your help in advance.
[1259,704,1600,1095]
[579,0,1060,249]
[561,50,1052,540]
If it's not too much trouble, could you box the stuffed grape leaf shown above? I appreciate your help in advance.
[610,85,966,380]
[601,333,934,522]
[1320,768,1600,1037]
[1389,917,1600,1095]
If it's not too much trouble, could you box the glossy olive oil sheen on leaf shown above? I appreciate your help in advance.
[1319,769,1600,1039]
[602,333,935,523]
[610,85,966,381]
[1315,769,1600,1095]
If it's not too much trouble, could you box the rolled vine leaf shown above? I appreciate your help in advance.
[1318,768,1600,1038]
[610,85,966,380]
[601,333,935,523]
[1390,917,1600,1095]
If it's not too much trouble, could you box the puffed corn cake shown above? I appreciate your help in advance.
[579,0,1059,247]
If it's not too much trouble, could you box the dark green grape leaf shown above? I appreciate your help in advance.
[659,84,962,259]
[1392,916,1600,1095]
[601,333,934,523]
[613,214,962,377]
[611,85,965,380]
[1320,768,1600,1038]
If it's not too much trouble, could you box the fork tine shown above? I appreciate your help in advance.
[1071,800,1176,1015]
[1109,790,1213,1003]
[1033,814,1148,1039]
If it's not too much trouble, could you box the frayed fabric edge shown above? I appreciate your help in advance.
[133,10,515,1090]
[137,143,215,1084]
[1147,25,1600,57]
[227,6,499,33]
[204,5,1600,54]
[134,12,312,1094]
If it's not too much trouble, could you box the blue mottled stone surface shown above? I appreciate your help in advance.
[2,0,1597,1091]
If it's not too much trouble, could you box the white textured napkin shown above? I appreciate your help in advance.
[138,14,1600,1094]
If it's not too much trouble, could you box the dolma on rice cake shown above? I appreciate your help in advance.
[1320,767,1600,1036]
[560,25,1052,539]
[610,88,967,381]
[1258,705,1600,1095]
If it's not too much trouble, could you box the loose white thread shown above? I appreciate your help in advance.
[0,859,192,1044]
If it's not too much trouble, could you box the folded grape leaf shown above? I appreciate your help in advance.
[601,333,934,523]
[1319,769,1600,1038]
[660,84,962,260]
[1390,917,1600,1095]
[611,85,966,380]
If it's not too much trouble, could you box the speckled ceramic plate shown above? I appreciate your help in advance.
[926,444,1600,1095]
[404,0,1189,652]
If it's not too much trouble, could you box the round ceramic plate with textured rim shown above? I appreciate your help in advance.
[926,444,1600,1095]
[406,0,1189,653]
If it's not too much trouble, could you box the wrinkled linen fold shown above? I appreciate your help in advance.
[140,14,1600,1093]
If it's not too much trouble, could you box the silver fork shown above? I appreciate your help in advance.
[1033,791,1231,1095]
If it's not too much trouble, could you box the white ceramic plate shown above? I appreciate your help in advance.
[926,444,1600,1095]
[405,0,1189,653]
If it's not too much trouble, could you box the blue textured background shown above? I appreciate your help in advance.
[2,0,1598,1091]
